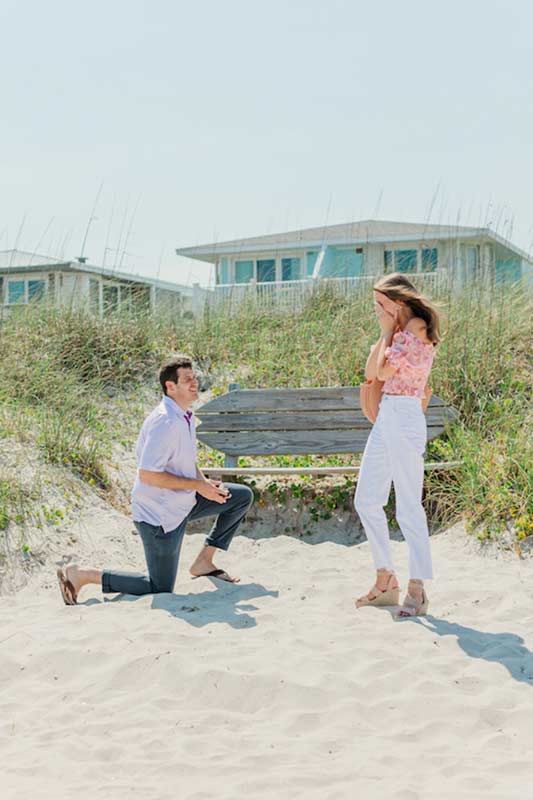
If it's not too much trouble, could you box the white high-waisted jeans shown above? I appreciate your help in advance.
[354,394,433,579]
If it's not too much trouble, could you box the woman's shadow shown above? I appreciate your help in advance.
[415,615,533,685]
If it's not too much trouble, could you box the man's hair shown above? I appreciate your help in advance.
[159,355,193,395]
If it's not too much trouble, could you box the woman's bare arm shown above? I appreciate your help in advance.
[366,300,399,381]
[376,332,398,381]
[365,338,384,380]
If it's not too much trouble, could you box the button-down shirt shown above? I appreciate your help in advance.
[131,395,198,532]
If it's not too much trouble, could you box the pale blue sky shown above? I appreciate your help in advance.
[1,0,532,286]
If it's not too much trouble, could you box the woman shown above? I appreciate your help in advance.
[354,272,442,617]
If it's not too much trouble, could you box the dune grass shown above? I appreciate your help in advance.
[0,278,531,541]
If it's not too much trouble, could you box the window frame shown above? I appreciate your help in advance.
[382,245,440,275]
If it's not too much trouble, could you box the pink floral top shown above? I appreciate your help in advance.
[382,329,435,398]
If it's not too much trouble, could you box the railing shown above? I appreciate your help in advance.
[207,272,448,312]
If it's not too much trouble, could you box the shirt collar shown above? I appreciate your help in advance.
[162,395,193,421]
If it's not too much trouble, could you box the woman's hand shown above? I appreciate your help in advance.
[374,301,398,335]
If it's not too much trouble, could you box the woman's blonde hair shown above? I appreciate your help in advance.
[373,273,443,345]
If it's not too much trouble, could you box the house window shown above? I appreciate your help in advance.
[257,259,276,283]
[384,250,393,273]
[306,251,318,276]
[281,257,301,281]
[103,284,119,314]
[234,260,254,284]
[28,279,46,302]
[422,248,438,272]
[323,248,364,278]
[89,278,100,312]
[7,280,25,304]
[218,258,230,285]
[396,249,418,273]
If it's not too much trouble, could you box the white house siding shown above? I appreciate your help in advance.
[363,243,382,274]
[58,272,89,307]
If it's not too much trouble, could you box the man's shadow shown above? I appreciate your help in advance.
[84,581,278,630]
[415,615,533,685]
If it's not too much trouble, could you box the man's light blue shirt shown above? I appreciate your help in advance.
[131,395,197,532]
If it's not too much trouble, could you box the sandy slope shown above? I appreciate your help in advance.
[1,512,532,800]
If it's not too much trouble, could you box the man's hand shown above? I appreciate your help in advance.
[196,479,231,504]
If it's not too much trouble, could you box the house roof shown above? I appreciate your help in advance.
[0,250,62,268]
[0,250,192,295]
[176,219,531,263]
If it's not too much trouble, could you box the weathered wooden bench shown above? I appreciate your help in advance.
[197,384,459,477]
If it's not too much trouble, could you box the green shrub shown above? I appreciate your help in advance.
[0,279,530,538]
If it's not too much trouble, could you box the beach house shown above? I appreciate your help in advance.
[0,250,194,318]
[176,219,532,306]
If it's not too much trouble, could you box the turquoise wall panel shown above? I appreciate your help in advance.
[218,257,230,285]
[306,251,318,276]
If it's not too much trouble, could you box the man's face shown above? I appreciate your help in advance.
[166,367,199,407]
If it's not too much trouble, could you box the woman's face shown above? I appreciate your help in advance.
[373,290,399,317]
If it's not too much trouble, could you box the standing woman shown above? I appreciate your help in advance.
[354,273,442,617]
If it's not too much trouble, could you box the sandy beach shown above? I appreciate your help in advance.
[1,511,532,800]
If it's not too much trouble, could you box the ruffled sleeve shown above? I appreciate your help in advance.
[384,331,433,376]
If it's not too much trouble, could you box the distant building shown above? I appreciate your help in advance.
[0,251,194,317]
[177,220,532,298]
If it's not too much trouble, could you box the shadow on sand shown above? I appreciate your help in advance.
[81,580,278,629]
[360,605,533,686]
[418,615,533,685]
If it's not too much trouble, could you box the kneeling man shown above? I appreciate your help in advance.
[58,356,253,604]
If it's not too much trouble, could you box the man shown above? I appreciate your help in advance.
[57,355,253,604]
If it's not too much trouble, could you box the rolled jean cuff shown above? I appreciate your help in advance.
[203,537,229,551]
[101,571,113,593]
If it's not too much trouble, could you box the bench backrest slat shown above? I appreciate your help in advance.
[199,426,448,456]
[196,386,458,458]
[197,406,456,433]
[199,386,448,414]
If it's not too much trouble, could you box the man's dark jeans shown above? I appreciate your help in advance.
[101,483,253,595]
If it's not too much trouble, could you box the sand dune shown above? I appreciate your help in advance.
[1,514,532,800]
